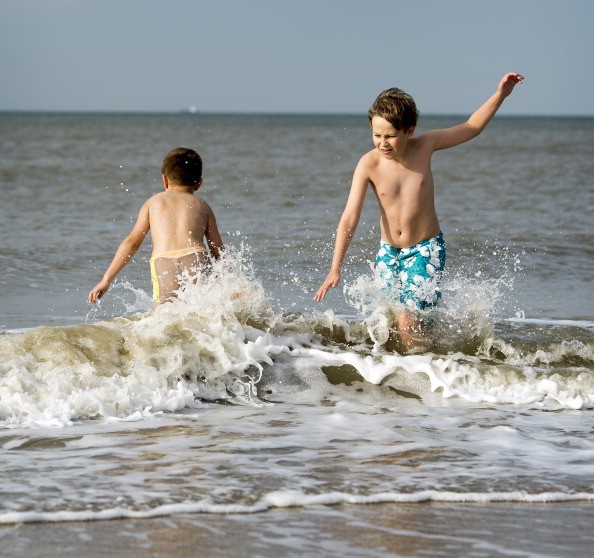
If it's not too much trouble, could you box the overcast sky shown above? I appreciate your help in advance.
[1,0,593,115]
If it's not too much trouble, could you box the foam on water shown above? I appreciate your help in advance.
[1,394,593,525]
[1,249,593,428]
[0,249,281,426]
[1,489,593,525]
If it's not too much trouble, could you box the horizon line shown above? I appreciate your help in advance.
[0,109,592,119]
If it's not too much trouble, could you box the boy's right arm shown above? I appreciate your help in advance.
[314,158,370,302]
[88,202,150,304]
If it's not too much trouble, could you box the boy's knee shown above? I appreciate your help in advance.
[396,310,420,332]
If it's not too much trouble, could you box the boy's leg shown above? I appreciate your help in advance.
[395,310,426,353]
[396,234,446,353]
[374,241,400,291]
[374,235,446,353]
[375,242,424,352]
[398,233,446,310]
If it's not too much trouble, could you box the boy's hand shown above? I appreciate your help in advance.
[499,72,524,98]
[314,271,340,301]
[88,279,111,304]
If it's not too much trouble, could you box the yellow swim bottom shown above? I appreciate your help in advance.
[149,246,208,303]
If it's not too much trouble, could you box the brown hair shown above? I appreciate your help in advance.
[161,147,203,186]
[368,88,419,131]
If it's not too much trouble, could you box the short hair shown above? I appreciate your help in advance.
[368,88,419,131]
[161,147,203,186]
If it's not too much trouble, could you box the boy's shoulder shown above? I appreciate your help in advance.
[358,148,381,168]
[142,191,165,208]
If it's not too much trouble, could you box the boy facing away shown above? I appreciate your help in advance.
[315,72,524,352]
[88,147,224,305]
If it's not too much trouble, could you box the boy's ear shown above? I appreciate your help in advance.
[162,175,169,190]
[407,126,415,137]
[194,178,204,191]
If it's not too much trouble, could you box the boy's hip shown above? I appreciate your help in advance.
[374,232,446,310]
[377,232,446,263]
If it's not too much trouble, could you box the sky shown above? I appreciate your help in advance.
[1,0,593,116]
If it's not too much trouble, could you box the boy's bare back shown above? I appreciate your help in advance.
[143,187,219,257]
[88,147,224,305]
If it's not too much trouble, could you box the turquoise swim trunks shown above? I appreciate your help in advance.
[374,232,446,310]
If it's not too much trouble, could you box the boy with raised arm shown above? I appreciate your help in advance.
[315,73,524,352]
[89,147,224,305]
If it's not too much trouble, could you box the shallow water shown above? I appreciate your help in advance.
[0,113,593,555]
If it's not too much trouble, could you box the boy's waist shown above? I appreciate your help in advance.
[150,245,206,261]
[380,231,444,254]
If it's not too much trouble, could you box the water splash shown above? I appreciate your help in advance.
[1,246,592,427]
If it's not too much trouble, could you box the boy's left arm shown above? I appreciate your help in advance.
[428,72,524,151]
[205,206,224,260]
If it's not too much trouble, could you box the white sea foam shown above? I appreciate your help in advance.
[0,306,592,428]
[506,317,594,331]
[1,247,592,428]
[0,251,288,426]
[0,489,592,525]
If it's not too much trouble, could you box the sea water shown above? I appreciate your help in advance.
[0,113,593,556]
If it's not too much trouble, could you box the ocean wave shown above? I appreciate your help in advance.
[1,253,593,427]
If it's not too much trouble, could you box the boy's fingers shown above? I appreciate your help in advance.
[314,278,337,301]
[314,285,327,301]
[88,287,104,304]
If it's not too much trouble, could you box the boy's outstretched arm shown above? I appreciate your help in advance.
[428,72,524,151]
[88,203,150,304]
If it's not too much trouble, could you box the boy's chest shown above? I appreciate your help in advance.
[371,163,433,201]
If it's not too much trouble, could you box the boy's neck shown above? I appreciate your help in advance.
[167,184,195,193]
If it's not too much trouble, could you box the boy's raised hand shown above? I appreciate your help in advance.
[499,72,524,98]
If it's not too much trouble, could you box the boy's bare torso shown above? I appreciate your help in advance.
[362,135,441,249]
[147,190,211,256]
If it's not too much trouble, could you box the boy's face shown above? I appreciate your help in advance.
[371,116,413,159]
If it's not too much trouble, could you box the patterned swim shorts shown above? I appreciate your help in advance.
[374,232,446,310]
